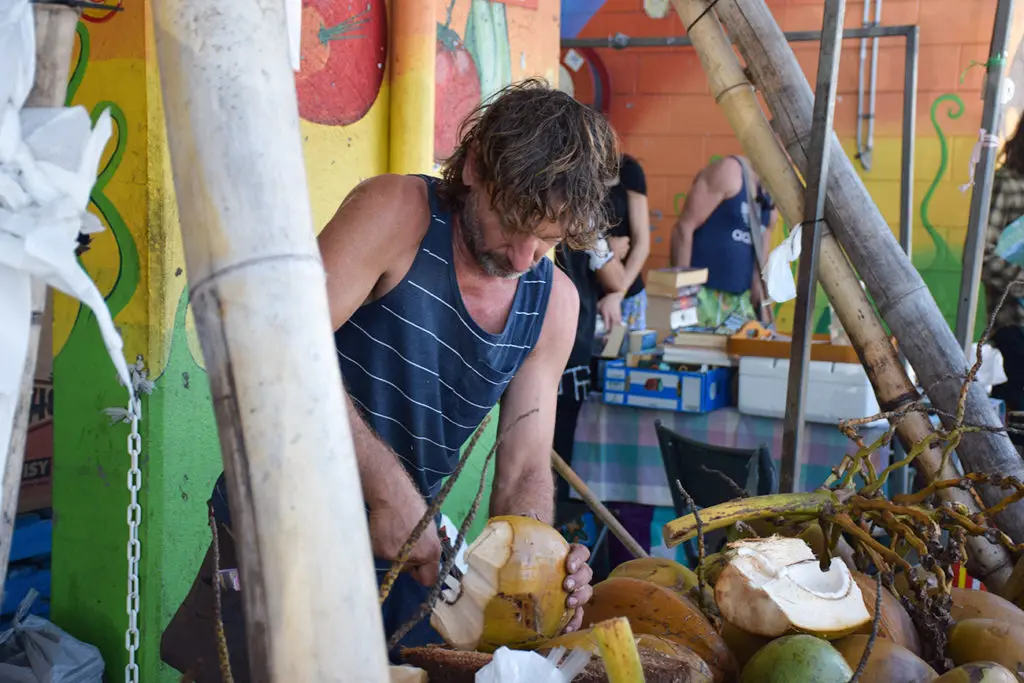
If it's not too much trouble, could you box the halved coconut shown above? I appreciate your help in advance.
[714,536,870,639]
[430,516,573,652]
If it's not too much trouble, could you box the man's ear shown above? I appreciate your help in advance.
[462,148,478,187]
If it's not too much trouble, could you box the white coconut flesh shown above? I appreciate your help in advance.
[715,536,870,638]
[430,520,514,650]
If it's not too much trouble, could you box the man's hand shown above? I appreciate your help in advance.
[608,235,630,261]
[561,543,594,633]
[368,501,442,588]
[598,292,624,331]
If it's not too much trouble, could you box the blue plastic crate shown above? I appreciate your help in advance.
[602,360,733,413]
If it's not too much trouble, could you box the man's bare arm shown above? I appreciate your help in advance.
[317,175,428,511]
[490,269,579,523]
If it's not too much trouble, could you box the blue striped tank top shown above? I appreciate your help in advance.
[335,175,554,501]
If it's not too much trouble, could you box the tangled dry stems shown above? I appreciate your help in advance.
[680,280,1024,675]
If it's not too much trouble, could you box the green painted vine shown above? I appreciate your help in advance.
[918,93,963,269]
[59,20,139,357]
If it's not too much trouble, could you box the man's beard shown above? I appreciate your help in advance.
[459,194,529,280]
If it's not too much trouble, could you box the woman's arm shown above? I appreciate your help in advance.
[620,190,650,289]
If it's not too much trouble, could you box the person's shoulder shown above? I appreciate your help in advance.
[330,174,430,240]
[549,260,581,315]
[702,156,744,192]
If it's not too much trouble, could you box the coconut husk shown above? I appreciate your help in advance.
[401,644,712,683]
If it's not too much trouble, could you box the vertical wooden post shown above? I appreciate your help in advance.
[150,0,390,680]
[714,0,1024,559]
[669,0,1015,590]
[1,3,80,587]
[389,0,436,174]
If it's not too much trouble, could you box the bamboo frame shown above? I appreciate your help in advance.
[150,0,390,679]
[1,3,80,588]
[713,0,1024,570]
[669,0,1015,590]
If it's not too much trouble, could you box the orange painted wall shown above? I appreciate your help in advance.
[562,0,1024,334]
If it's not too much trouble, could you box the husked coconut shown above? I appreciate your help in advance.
[430,516,573,652]
[714,536,870,638]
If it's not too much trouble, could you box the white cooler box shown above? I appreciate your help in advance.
[738,356,880,425]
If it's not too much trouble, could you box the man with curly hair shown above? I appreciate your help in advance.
[164,79,619,677]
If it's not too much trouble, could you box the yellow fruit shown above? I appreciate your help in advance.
[592,617,645,683]
[947,618,1024,675]
[430,516,572,652]
[832,635,937,683]
[582,576,736,682]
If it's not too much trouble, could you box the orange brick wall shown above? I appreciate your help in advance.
[562,0,1024,333]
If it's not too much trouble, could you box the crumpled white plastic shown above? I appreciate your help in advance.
[476,647,591,683]
[1,0,133,462]
[762,223,803,304]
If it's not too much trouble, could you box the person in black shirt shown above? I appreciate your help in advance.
[552,237,626,505]
[601,155,651,331]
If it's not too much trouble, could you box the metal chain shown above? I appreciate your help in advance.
[125,377,142,683]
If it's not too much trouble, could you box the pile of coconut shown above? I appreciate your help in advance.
[402,516,1024,683]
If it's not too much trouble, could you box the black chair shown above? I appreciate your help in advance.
[653,419,778,564]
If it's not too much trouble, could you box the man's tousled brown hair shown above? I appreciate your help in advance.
[438,78,619,250]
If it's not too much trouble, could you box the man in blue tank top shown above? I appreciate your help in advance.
[162,79,620,678]
[669,155,778,327]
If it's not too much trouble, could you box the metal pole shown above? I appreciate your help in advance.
[779,0,847,493]
[889,26,918,499]
[560,24,916,49]
[899,26,918,259]
[955,0,1015,352]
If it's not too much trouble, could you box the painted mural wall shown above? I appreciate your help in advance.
[561,0,1024,336]
[49,0,560,679]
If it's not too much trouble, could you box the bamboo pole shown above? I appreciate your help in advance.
[389,0,436,174]
[712,0,1024,560]
[150,1,390,681]
[669,0,1014,590]
[1,3,80,588]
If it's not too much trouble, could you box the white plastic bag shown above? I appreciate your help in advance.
[0,590,104,683]
[762,224,802,304]
[476,646,591,683]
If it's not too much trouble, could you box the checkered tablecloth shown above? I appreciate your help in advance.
[570,397,892,509]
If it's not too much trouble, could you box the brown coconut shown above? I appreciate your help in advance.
[430,516,572,652]
[933,662,1020,682]
[609,556,715,606]
[851,571,922,656]
[720,621,773,670]
[832,634,937,683]
[948,618,1024,675]
[581,576,736,681]
[949,587,1024,630]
